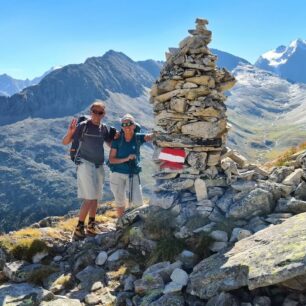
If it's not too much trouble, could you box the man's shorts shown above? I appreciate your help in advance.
[77,158,105,200]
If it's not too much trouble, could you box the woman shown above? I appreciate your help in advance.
[108,114,153,217]
[62,100,115,239]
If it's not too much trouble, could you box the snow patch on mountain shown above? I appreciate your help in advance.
[261,39,306,67]
[255,39,306,83]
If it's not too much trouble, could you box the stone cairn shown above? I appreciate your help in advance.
[150,18,237,206]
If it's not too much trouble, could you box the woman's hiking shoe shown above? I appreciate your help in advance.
[72,224,86,240]
[86,221,100,236]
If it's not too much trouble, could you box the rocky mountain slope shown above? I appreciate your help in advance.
[255,39,306,83]
[1,148,306,305]
[211,48,250,71]
[0,74,32,97]
[227,64,306,162]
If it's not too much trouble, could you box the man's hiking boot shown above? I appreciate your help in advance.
[86,221,100,236]
[72,224,86,240]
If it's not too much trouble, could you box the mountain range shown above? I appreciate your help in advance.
[1,40,306,232]
[0,51,161,125]
[0,67,61,97]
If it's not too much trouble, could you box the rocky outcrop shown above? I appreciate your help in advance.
[188,212,306,298]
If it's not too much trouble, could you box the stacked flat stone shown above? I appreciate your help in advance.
[150,18,236,202]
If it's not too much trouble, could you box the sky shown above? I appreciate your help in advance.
[1,0,306,79]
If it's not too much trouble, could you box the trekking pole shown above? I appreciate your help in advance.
[128,160,134,208]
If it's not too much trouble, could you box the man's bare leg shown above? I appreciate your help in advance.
[88,200,98,219]
[79,199,94,222]
[116,207,125,218]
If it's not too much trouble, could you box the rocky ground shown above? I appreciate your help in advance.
[1,149,306,305]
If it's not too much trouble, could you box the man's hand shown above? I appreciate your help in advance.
[62,118,78,145]
[68,118,78,136]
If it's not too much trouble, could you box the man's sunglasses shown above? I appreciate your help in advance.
[121,121,134,127]
[91,109,105,115]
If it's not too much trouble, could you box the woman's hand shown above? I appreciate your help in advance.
[144,133,154,142]
[126,154,136,161]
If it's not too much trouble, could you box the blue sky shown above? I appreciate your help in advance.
[1,0,306,79]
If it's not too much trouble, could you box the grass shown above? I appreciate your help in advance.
[265,141,306,168]
[52,273,74,290]
[0,205,119,261]
[14,228,42,239]
[0,228,49,262]
[107,265,127,281]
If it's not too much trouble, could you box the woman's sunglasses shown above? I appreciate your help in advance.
[121,121,134,127]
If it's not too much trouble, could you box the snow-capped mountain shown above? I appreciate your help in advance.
[255,39,306,83]
[0,66,62,97]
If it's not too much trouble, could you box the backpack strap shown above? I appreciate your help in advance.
[74,120,89,163]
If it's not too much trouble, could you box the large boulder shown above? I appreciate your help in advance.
[3,261,43,283]
[275,197,306,214]
[227,188,274,220]
[0,282,53,305]
[187,213,306,299]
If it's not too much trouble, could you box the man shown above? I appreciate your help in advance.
[62,100,114,239]
[108,114,153,217]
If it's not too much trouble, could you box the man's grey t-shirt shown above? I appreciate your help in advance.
[73,120,111,165]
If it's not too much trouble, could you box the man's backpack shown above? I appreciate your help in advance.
[70,116,90,163]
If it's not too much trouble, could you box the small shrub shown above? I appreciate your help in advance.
[119,225,132,246]
[143,210,176,239]
[29,265,58,285]
[143,274,155,283]
[146,236,186,266]
[185,215,210,231]
[186,233,214,259]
